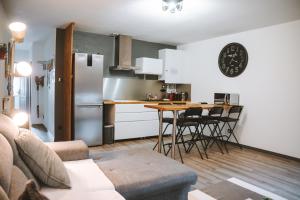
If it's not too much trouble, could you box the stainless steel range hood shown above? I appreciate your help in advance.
[110,35,135,71]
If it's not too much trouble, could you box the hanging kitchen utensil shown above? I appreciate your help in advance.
[35,76,45,118]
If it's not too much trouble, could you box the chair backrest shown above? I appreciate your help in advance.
[183,108,203,118]
[208,107,224,117]
[228,105,243,119]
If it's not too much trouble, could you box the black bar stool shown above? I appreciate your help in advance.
[164,108,205,163]
[218,105,243,150]
[188,106,225,157]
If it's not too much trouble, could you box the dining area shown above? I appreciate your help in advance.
[145,102,243,163]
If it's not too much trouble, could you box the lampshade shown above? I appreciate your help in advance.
[16,61,32,76]
[12,112,29,127]
[9,22,27,43]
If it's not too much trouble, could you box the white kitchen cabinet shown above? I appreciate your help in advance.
[114,104,159,140]
[115,120,159,140]
[159,49,189,84]
[135,57,163,75]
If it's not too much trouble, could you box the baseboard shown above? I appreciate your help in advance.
[227,141,300,162]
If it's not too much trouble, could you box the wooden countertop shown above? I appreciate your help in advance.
[103,100,190,105]
[144,103,232,111]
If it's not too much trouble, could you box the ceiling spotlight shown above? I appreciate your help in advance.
[16,61,32,76]
[9,22,27,43]
[162,0,183,13]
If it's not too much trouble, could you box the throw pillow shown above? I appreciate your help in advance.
[15,133,71,189]
[18,180,49,200]
[0,186,9,200]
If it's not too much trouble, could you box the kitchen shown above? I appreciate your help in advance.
[56,30,193,146]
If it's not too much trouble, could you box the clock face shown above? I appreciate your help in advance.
[218,43,248,77]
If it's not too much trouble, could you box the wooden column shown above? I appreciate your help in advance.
[63,22,75,141]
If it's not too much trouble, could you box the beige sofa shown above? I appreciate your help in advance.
[0,113,197,200]
[0,114,124,200]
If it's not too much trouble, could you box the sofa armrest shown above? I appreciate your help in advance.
[46,140,89,161]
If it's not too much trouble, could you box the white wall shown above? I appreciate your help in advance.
[30,30,56,135]
[43,31,56,135]
[31,40,45,124]
[179,20,300,158]
[0,1,9,100]
[15,49,31,62]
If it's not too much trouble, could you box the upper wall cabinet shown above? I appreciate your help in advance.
[158,49,189,84]
[135,57,163,75]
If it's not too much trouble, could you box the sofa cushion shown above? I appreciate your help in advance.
[45,140,89,161]
[0,134,13,194]
[41,159,114,195]
[94,149,198,200]
[15,132,71,189]
[41,190,125,200]
[8,166,29,200]
[0,114,39,188]
[0,186,9,200]
[18,180,49,200]
[40,159,122,200]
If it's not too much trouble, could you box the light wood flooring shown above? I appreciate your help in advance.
[90,138,300,200]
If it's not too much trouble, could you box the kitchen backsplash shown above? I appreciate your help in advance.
[103,78,191,100]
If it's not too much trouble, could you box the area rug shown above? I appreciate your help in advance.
[188,177,287,200]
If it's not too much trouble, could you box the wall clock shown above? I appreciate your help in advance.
[218,43,248,77]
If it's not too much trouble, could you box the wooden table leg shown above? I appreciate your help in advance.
[171,110,177,159]
[158,110,163,153]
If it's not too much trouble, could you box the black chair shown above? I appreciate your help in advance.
[188,106,225,156]
[172,108,205,163]
[218,105,243,150]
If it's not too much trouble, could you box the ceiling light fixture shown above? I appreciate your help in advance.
[8,22,27,43]
[162,0,183,13]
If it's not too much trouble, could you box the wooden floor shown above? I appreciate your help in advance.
[90,138,300,200]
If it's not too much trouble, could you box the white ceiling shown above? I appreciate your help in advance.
[2,0,300,46]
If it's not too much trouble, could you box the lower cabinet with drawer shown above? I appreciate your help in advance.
[115,120,159,140]
[114,104,159,140]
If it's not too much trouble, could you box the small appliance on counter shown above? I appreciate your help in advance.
[214,93,239,105]
[174,92,189,101]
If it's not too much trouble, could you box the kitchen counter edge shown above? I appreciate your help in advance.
[104,100,191,105]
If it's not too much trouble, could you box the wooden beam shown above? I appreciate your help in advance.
[63,22,75,141]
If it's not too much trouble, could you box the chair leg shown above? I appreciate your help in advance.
[226,122,243,150]
[198,137,208,159]
[187,123,204,152]
[153,123,170,150]
[177,143,184,164]
[193,141,204,160]
[180,126,188,152]
[216,124,229,153]
[208,124,224,154]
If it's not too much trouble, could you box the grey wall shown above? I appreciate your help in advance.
[73,31,176,79]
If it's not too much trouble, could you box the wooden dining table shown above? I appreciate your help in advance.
[144,103,231,160]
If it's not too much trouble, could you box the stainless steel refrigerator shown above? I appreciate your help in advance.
[73,53,103,146]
